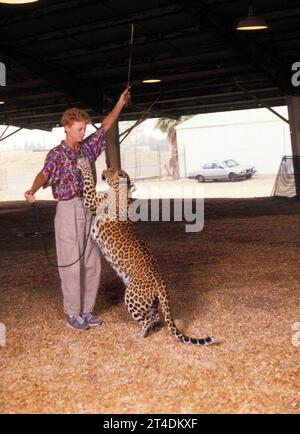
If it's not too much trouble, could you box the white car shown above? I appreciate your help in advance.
[191,159,257,182]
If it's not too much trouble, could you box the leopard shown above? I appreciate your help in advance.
[77,158,214,346]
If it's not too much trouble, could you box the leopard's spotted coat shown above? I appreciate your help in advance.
[78,158,214,345]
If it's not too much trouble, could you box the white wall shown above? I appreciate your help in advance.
[177,108,292,176]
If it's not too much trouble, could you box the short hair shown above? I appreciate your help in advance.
[61,107,91,127]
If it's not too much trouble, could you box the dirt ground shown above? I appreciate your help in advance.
[0,196,300,414]
[0,149,276,201]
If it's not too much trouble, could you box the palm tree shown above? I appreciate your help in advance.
[155,117,190,179]
[155,118,179,179]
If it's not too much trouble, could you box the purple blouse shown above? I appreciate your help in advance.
[43,127,107,201]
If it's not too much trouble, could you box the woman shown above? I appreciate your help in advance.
[24,88,130,331]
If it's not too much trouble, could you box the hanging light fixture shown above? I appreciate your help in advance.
[0,1,39,4]
[142,57,162,84]
[236,2,268,31]
[142,78,162,84]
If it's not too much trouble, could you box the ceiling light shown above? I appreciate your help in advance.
[142,78,162,84]
[236,3,268,31]
[0,1,39,4]
[0,101,5,104]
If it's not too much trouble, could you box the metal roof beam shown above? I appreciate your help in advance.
[142,86,280,105]
[158,96,285,112]
[2,4,185,46]
[94,64,255,89]
[0,44,104,115]
[178,0,300,96]
[1,102,81,116]
[0,0,106,26]
[47,42,232,70]
[42,28,221,63]
[233,81,289,124]
[260,6,300,21]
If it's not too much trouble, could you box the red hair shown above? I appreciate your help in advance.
[61,107,91,127]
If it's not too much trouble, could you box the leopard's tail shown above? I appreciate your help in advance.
[159,294,215,346]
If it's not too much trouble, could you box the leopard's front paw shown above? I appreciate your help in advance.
[77,157,90,172]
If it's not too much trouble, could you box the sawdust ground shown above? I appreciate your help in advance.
[0,197,300,414]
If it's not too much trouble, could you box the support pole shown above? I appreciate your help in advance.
[104,120,121,169]
[287,96,300,198]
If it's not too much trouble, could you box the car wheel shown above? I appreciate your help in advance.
[228,172,238,182]
[196,175,205,183]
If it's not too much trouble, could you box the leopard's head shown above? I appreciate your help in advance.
[102,168,133,191]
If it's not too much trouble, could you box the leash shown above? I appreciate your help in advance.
[31,202,92,268]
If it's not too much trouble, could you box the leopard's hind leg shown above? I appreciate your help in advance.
[140,298,160,337]
[125,284,157,337]
[148,297,160,332]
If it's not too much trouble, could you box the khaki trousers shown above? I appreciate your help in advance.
[54,197,101,316]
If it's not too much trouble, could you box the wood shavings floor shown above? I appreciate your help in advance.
[0,198,299,414]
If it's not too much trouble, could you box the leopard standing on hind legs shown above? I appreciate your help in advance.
[77,158,215,346]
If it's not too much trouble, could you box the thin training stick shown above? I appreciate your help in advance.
[126,23,134,89]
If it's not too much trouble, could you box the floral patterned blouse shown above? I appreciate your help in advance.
[42,127,107,201]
